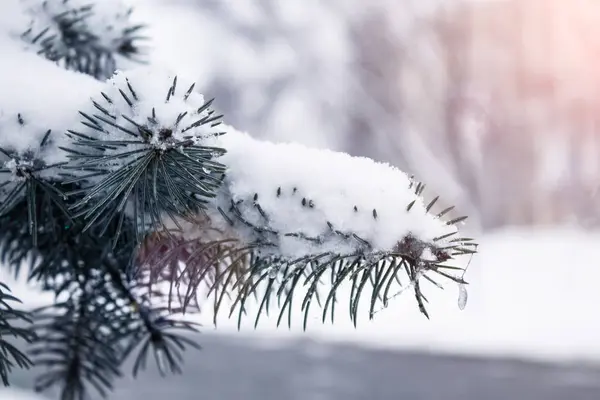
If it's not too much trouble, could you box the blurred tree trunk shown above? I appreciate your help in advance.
[436,4,483,224]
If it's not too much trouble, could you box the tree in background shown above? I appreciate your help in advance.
[341,0,600,230]
[0,1,475,399]
[419,0,600,229]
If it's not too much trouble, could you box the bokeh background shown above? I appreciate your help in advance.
[133,0,600,230]
[3,0,600,399]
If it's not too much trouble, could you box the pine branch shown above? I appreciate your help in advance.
[61,69,227,244]
[135,219,248,319]
[141,180,476,328]
[204,132,477,325]
[30,295,123,400]
[104,73,478,327]
[21,0,148,80]
[0,115,70,248]
[23,214,201,399]
[0,283,36,387]
[0,112,203,395]
[101,248,202,379]
[0,54,479,397]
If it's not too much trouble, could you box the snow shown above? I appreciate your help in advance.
[0,0,29,39]
[0,24,102,206]
[22,0,137,57]
[70,66,221,163]
[62,64,456,261]
[82,66,218,144]
[0,36,101,169]
[0,0,595,386]
[74,0,137,51]
[207,127,457,258]
[0,388,48,400]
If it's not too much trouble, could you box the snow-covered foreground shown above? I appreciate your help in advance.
[3,229,599,365]
[0,388,48,400]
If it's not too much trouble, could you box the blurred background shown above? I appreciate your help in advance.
[133,0,600,231]
[4,0,600,398]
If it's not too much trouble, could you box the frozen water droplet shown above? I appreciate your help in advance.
[268,267,278,279]
[458,284,468,310]
[202,167,210,174]
[154,347,167,375]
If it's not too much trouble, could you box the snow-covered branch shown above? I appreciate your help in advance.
[20,0,147,79]
[209,127,457,258]
[67,68,477,323]
[0,3,477,395]
[0,4,477,324]
[200,125,474,323]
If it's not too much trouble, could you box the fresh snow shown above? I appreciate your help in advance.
[208,126,457,258]
[0,0,29,39]
[22,0,137,61]
[80,67,219,147]
[67,65,456,259]
[0,33,101,170]
[70,67,221,164]
[0,388,48,400]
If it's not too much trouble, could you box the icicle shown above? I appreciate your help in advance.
[457,283,468,310]
[154,346,167,376]
[268,266,278,279]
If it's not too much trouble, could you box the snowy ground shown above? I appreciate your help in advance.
[0,388,48,400]
[4,228,600,366]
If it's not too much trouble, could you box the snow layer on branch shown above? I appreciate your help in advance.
[208,128,457,259]
[99,67,216,144]
[0,0,29,38]
[68,66,224,180]
[69,0,134,51]
[0,38,101,169]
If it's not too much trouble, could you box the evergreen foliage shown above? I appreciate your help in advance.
[21,0,147,80]
[0,1,478,399]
